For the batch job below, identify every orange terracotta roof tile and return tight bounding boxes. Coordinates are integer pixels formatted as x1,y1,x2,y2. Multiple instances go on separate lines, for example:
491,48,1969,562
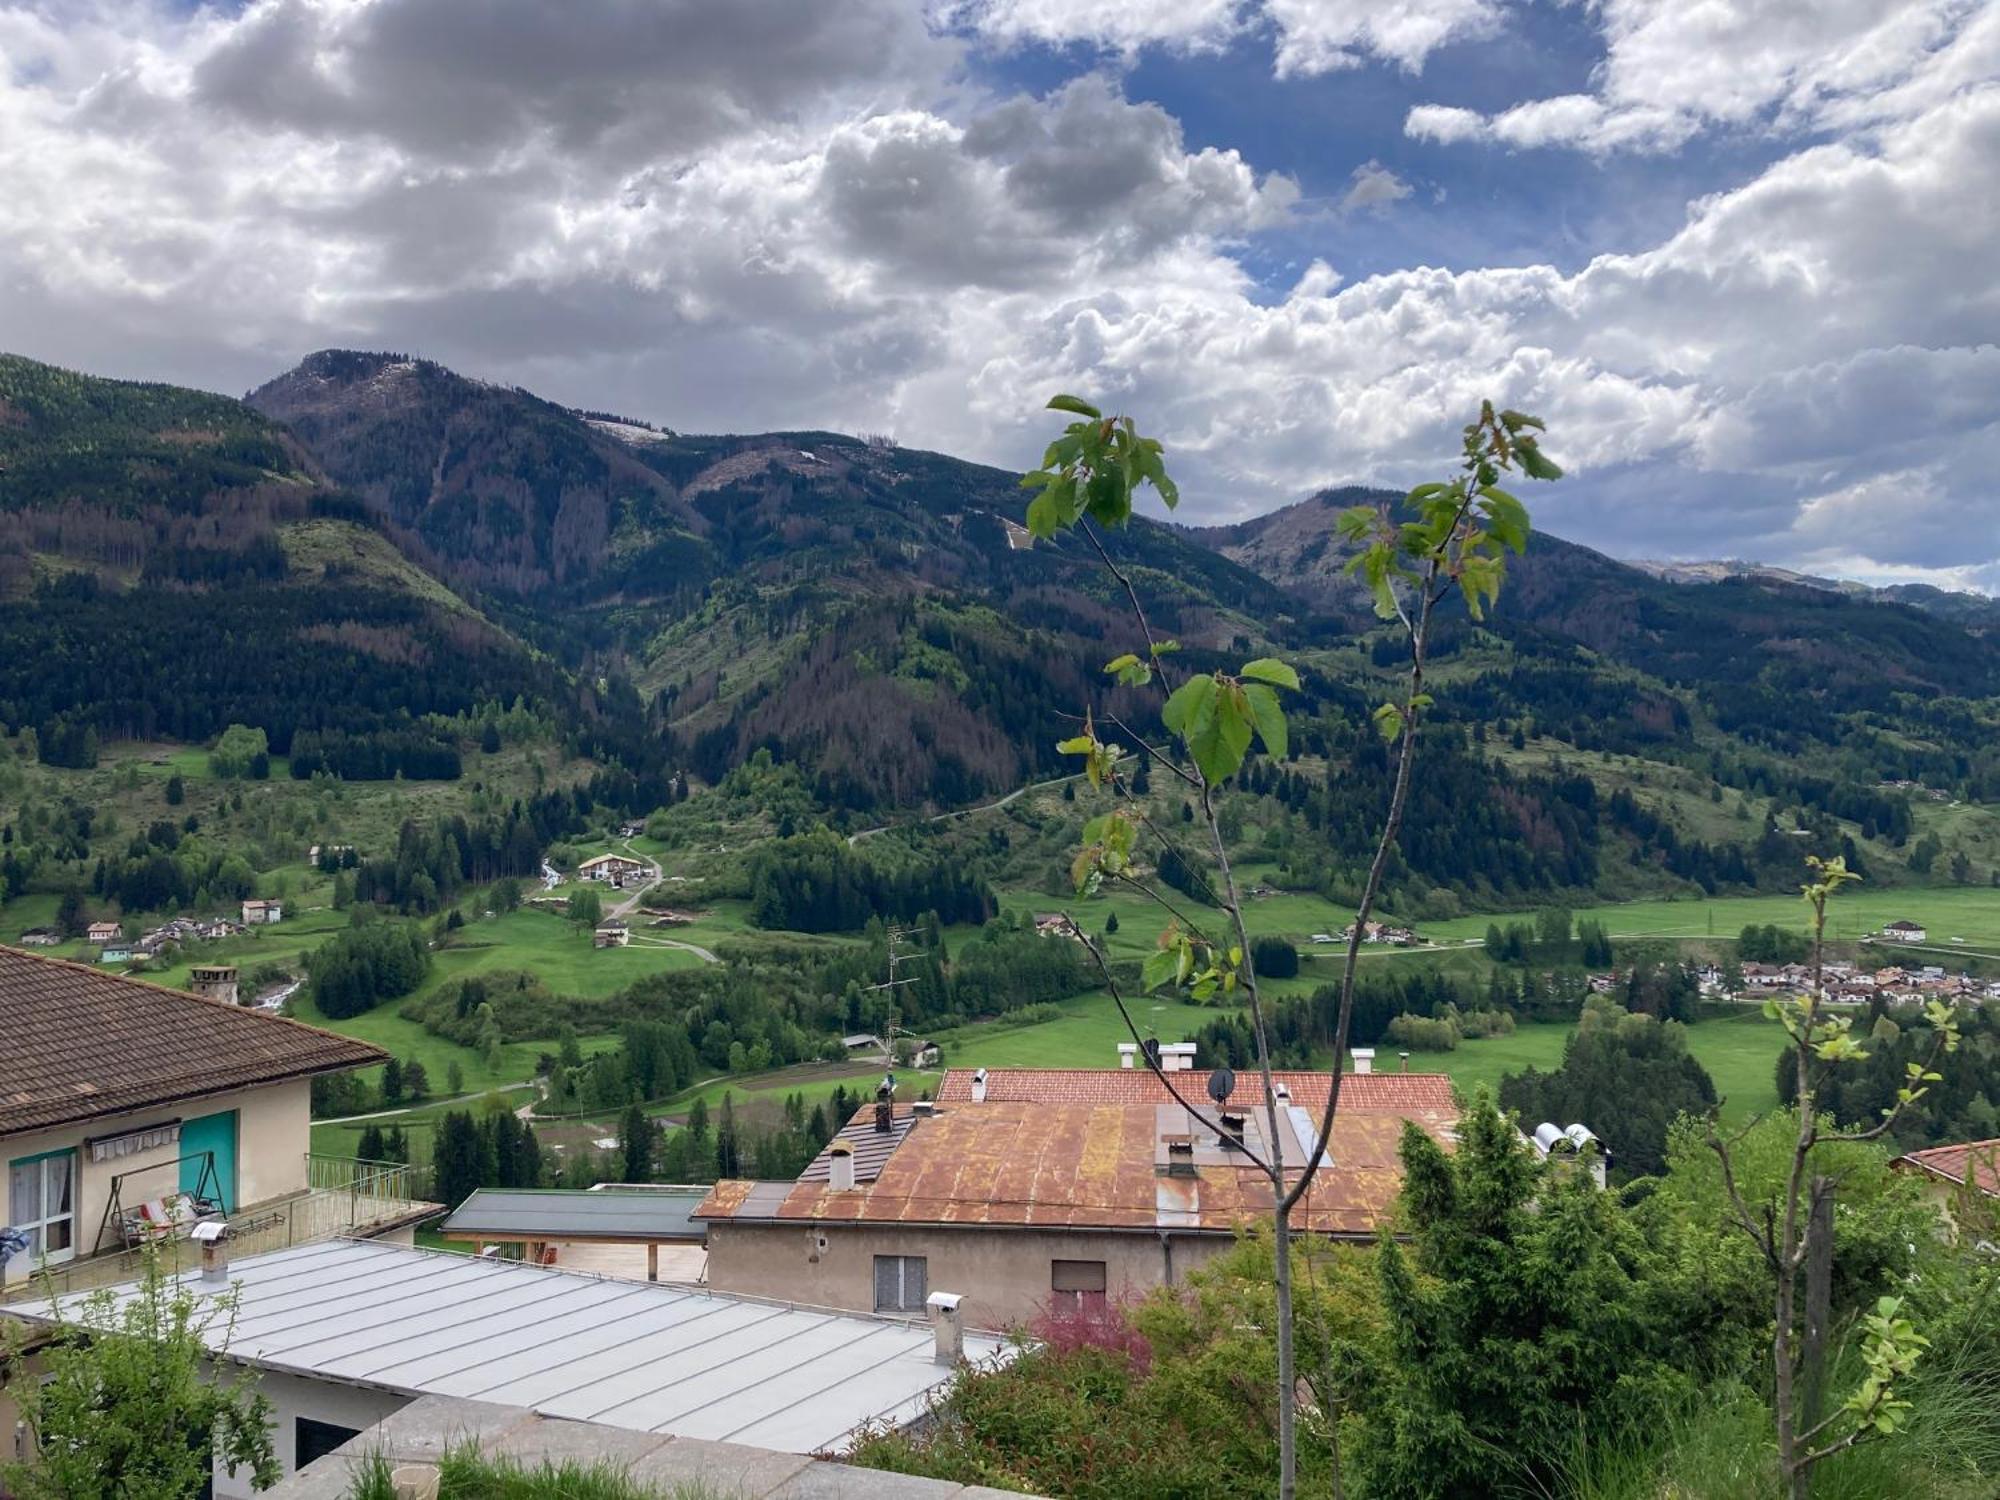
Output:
1897,1139,2000,1197
0,945,386,1137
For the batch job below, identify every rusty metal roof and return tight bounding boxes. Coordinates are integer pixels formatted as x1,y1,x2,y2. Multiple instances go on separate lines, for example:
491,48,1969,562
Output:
932,1067,1456,1115
0,945,386,1138
798,1113,917,1183
695,1084,1456,1238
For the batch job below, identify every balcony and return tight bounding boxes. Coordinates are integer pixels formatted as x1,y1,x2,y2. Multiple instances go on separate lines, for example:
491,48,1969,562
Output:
0,1154,438,1303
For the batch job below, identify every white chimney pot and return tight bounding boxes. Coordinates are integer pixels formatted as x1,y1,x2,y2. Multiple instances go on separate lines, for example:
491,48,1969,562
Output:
828,1141,856,1192
927,1291,965,1364
1350,1047,1375,1075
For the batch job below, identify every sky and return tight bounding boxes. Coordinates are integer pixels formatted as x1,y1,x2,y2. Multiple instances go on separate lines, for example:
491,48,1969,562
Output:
1,0,1996,588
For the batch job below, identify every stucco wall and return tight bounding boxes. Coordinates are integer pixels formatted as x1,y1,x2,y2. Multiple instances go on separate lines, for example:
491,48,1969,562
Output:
1,1078,313,1284
213,1368,410,1499
703,1221,1235,1330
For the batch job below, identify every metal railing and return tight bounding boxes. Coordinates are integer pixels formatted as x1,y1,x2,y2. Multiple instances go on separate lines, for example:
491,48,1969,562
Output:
1,1155,430,1303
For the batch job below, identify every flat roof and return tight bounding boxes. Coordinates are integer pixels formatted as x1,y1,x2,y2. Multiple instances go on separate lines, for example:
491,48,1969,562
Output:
440,1189,708,1243
0,1239,1010,1455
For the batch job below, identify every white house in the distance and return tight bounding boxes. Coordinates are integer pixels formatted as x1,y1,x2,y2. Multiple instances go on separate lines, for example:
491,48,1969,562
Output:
1880,920,1928,944
578,852,648,887
241,898,283,926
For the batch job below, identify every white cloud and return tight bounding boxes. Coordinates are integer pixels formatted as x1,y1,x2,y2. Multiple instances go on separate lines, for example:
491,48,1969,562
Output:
937,0,1499,73
0,0,1994,587
1406,0,1992,154
1340,160,1411,210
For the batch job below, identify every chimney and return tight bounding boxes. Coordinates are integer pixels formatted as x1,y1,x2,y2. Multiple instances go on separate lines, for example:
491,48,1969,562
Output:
1116,1042,1138,1070
190,965,239,1007
192,1220,229,1283
911,1100,936,1118
874,1074,895,1133
828,1140,856,1192
970,1068,988,1103
1164,1136,1197,1178
1399,1051,1411,1073
1218,1112,1247,1149
927,1291,965,1364
1159,1042,1197,1073
1350,1047,1375,1076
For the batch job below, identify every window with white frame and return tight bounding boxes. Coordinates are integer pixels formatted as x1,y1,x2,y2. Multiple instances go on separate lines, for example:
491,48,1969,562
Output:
873,1254,928,1313
7,1149,77,1266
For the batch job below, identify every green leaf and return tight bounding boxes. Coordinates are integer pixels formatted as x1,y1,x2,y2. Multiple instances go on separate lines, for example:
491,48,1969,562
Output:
1372,702,1403,741
1024,488,1060,539
1150,640,1181,657
1243,683,1287,760
1239,658,1299,691
1478,486,1531,554
1056,734,1096,756
1515,439,1563,481
1185,684,1254,783
1046,394,1101,418
1161,674,1218,738
1141,949,1180,992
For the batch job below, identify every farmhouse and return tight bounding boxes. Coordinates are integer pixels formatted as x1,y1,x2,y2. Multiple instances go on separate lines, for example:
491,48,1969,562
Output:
592,919,631,949
241,898,283,925
696,1061,1458,1329
84,921,122,945
1031,912,1079,939
578,851,648,887
1880,919,1928,944
15,928,59,947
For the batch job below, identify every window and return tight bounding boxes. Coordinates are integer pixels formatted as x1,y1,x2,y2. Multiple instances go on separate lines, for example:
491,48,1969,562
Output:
873,1254,928,1313
1051,1259,1107,1315
296,1416,361,1470
7,1150,76,1268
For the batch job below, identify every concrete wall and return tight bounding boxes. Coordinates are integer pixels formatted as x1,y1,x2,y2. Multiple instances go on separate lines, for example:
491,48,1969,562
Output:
0,1078,313,1286
213,1369,410,1499
703,1221,1235,1330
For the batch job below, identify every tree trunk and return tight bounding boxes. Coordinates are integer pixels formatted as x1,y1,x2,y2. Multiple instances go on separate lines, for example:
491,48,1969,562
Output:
1274,1205,1297,1500
1799,1177,1835,1498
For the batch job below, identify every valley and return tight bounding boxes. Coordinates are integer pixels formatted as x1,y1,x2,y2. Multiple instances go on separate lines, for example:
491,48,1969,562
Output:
3,347,1998,1199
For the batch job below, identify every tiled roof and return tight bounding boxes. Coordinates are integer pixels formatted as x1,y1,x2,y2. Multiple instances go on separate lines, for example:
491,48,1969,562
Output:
697,1079,1456,1237
931,1066,1456,1115
1896,1139,1999,1197
0,945,386,1137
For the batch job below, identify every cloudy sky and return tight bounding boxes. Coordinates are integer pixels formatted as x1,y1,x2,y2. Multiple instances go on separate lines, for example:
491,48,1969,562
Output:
2,1,1996,587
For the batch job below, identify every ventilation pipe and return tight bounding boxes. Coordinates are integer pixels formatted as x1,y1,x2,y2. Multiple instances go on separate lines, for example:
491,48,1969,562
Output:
192,1220,229,1284
828,1140,856,1192
970,1067,988,1103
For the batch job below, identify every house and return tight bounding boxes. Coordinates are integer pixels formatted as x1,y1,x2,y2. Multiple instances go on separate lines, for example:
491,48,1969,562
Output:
695,1060,1459,1330
85,921,123,945
15,929,59,947
1880,919,1928,944
592,920,630,949
578,851,648,887
1893,1139,1998,1242
98,943,134,965
0,1239,1015,1497
1032,912,1079,940
1527,1122,1609,1189
0,946,426,1305
241,898,283,925
842,1033,883,1053
437,1186,709,1282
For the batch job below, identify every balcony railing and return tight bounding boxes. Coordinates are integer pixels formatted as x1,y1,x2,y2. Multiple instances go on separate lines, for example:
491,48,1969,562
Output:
1,1154,434,1304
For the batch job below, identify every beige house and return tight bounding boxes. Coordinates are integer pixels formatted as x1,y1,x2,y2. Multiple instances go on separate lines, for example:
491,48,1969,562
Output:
696,1065,1458,1330
578,852,648,887
1894,1138,1998,1242
0,946,422,1300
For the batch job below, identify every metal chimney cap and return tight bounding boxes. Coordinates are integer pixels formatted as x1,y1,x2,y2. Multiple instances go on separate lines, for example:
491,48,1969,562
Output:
190,1221,228,1243
926,1291,963,1313
828,1140,855,1155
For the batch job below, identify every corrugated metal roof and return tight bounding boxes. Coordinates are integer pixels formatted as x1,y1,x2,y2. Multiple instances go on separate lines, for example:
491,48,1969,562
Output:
0,1240,1008,1455
798,1115,917,1183
696,1089,1455,1237
933,1067,1456,1114
440,1189,708,1242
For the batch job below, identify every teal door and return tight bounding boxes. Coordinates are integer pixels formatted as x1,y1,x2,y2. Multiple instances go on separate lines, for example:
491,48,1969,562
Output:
180,1111,238,1213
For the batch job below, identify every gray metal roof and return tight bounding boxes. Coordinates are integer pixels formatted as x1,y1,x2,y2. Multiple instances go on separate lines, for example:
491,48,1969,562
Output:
0,1240,1010,1455
440,1189,708,1242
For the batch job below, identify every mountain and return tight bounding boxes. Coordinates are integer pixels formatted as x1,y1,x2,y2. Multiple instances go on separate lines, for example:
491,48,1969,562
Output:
247,349,1294,808
1628,557,2000,631
0,353,561,766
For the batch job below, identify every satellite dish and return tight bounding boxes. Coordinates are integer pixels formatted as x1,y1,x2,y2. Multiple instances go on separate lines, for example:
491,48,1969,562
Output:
1207,1068,1236,1104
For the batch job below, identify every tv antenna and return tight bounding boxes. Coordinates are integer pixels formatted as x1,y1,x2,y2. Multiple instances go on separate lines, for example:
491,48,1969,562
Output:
865,925,925,1063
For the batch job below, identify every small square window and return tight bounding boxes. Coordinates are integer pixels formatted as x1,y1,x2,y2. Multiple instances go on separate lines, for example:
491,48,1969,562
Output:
873,1254,928,1313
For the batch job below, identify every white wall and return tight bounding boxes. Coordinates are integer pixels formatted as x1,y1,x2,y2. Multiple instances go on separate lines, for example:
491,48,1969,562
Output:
212,1367,410,1499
